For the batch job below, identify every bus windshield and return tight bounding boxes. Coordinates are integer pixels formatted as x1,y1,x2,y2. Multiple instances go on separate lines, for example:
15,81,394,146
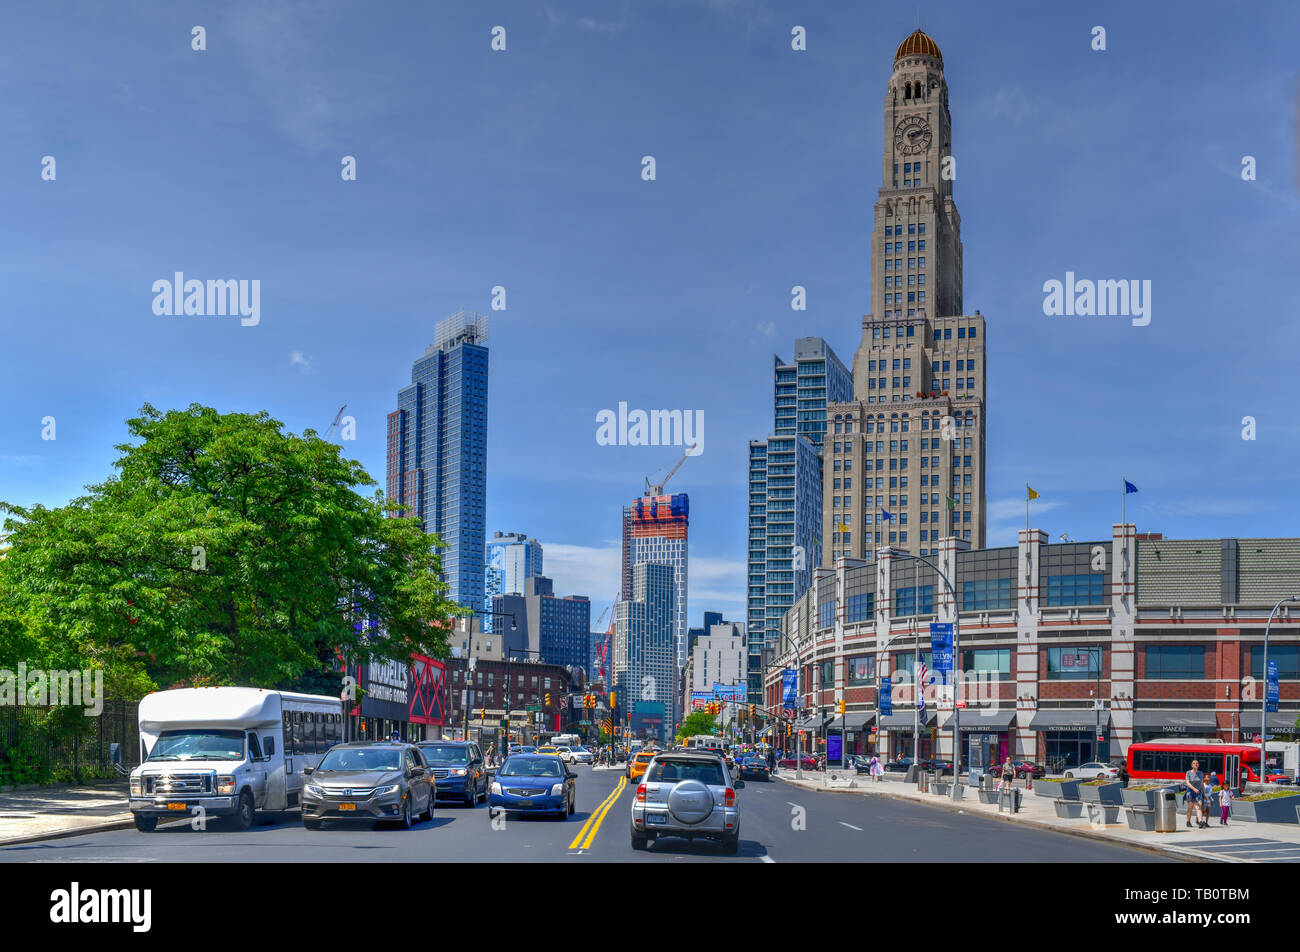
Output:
147,729,245,762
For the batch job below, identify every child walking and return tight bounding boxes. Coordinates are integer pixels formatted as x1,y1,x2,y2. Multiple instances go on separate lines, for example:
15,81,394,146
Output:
1219,784,1232,825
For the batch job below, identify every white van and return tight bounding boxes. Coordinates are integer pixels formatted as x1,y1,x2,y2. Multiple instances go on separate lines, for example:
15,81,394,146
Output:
129,687,342,832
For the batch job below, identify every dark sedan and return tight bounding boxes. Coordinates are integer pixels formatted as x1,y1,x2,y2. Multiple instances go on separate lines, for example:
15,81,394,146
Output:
736,755,771,782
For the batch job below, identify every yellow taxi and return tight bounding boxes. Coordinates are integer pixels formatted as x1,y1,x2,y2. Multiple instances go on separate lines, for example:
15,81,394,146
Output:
626,749,657,782
536,746,562,757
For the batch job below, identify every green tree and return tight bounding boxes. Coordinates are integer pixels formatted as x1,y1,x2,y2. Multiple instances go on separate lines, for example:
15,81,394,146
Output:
675,709,719,741
0,404,459,692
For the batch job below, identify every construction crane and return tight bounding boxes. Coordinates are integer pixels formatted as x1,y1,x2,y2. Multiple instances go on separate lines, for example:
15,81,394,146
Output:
643,444,696,496
596,594,618,682
325,404,348,440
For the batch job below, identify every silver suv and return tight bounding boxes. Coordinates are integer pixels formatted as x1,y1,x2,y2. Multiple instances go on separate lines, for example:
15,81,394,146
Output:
629,752,743,854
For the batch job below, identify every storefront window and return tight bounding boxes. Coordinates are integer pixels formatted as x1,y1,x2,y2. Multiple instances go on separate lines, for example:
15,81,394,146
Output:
847,656,874,685
892,651,932,676
1044,646,1101,680
1245,644,1300,680
1145,645,1206,680
961,647,1010,677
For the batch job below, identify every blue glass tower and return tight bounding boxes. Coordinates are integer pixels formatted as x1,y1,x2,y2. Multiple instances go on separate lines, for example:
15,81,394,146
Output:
387,311,490,615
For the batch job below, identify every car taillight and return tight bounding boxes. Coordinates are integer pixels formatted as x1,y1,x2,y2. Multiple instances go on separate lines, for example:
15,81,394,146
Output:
636,783,646,802
724,788,736,807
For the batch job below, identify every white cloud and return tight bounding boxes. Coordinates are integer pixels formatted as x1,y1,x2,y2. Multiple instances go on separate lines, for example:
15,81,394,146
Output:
290,351,310,372
986,86,1034,125
0,454,41,465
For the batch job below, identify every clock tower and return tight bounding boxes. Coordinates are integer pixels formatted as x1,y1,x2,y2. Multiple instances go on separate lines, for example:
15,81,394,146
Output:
824,30,987,566
869,29,963,330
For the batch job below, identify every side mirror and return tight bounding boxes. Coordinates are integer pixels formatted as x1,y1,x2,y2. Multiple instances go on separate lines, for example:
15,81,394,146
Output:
303,766,314,776
734,780,746,789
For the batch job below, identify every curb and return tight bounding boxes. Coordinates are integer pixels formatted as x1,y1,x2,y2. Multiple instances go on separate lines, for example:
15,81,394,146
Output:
0,815,136,847
774,776,1233,863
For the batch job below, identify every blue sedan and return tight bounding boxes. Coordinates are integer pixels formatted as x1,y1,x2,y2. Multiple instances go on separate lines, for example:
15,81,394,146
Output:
489,755,576,820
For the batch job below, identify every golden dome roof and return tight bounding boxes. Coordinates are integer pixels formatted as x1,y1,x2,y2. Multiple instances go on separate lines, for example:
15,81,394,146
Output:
894,29,942,65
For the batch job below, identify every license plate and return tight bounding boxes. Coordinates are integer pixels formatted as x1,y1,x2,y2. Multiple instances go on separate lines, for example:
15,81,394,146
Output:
166,803,187,811
338,803,356,811
647,813,668,825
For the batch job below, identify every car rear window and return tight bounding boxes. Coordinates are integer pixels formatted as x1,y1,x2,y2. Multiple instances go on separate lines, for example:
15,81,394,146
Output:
646,759,725,786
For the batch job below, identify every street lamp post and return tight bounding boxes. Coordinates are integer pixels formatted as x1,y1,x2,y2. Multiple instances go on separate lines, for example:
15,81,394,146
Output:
888,550,962,798
1261,596,1299,785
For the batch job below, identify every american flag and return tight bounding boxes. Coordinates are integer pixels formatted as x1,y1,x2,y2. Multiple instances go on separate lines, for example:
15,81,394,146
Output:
917,662,928,717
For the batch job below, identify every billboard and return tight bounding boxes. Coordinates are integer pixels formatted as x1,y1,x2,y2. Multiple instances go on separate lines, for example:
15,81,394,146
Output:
691,692,713,711
712,682,745,703
408,655,446,726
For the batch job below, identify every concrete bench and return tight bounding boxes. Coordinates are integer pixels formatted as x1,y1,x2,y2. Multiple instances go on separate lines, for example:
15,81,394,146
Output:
1126,805,1156,831
1052,797,1084,819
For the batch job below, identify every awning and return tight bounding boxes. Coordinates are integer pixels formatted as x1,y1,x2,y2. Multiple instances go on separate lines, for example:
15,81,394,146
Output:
826,713,875,732
1028,709,1111,732
794,716,828,731
878,711,937,731
941,709,1015,732
1131,710,1218,734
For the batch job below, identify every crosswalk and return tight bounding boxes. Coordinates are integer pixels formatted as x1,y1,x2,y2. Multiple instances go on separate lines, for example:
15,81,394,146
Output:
1186,837,1300,862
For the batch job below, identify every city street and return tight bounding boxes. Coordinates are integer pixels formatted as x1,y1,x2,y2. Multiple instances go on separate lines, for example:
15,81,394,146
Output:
0,767,1169,864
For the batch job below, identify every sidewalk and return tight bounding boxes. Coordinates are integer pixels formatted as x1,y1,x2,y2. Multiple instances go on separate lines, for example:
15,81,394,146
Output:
772,769,1300,863
0,781,134,846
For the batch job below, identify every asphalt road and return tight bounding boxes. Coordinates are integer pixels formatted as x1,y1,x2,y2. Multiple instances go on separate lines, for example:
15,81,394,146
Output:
0,767,1173,863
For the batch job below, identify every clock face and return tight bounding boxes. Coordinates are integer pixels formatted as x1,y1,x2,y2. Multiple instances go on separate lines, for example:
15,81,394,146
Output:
895,115,932,155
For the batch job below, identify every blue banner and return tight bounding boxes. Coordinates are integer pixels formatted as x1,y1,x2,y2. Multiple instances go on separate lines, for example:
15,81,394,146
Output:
879,676,892,717
1267,659,1279,713
930,622,954,683
827,733,842,762
781,669,798,709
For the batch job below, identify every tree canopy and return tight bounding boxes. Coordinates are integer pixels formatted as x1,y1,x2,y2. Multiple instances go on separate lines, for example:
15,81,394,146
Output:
0,403,459,694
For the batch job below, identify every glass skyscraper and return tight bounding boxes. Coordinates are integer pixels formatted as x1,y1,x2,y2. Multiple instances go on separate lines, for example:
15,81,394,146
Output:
485,531,543,632
615,562,677,745
746,338,850,703
387,311,490,614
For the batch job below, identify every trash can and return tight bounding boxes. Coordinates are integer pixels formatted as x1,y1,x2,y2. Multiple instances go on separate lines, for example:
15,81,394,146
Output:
906,763,919,784
1155,788,1178,833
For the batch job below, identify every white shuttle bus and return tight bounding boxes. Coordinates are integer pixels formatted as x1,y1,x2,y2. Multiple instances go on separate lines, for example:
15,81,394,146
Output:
129,687,343,832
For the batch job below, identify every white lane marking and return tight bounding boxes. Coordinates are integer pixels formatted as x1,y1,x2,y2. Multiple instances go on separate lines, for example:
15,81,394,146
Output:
839,822,864,831
760,855,776,863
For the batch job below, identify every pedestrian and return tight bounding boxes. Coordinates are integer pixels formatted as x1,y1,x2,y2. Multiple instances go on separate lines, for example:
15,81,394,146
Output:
1184,759,1204,829
1001,757,1016,790
1219,783,1233,825
871,755,884,782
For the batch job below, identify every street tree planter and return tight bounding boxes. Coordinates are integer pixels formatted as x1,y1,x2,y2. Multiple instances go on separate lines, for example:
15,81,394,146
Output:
1034,779,1080,801
1079,780,1123,806
978,788,999,804
1229,791,1300,824
1125,807,1157,832
1121,785,1172,810
1053,799,1085,818
933,781,950,796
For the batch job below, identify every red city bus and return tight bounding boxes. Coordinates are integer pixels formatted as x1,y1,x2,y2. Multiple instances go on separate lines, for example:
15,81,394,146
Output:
1127,741,1269,785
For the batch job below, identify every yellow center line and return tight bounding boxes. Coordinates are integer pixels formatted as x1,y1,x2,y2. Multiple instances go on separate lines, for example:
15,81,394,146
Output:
568,774,627,850
581,775,627,849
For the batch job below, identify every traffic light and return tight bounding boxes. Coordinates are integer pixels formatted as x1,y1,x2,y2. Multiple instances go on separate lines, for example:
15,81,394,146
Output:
750,704,756,718
838,699,846,715
610,692,617,709
480,707,486,720
545,692,551,706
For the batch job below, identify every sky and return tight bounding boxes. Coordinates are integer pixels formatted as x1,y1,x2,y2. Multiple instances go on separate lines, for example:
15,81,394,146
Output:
1,0,1297,628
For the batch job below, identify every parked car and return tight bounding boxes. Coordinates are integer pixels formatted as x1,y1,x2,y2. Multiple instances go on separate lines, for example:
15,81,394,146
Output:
626,749,657,782
416,740,489,807
735,754,771,782
884,756,918,773
993,759,1047,779
630,752,743,854
301,742,434,830
1064,762,1119,780
777,754,819,771
489,754,576,820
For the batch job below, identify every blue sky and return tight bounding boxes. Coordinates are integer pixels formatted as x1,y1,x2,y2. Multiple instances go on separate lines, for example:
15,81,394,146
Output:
1,0,1297,626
